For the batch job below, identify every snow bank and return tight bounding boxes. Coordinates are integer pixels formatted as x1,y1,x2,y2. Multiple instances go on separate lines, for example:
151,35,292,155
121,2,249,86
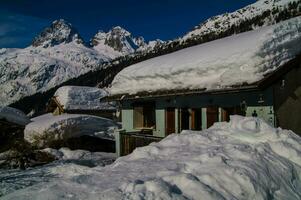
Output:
3,116,301,199
109,16,301,95
0,148,116,197
24,113,118,146
0,106,31,126
54,86,115,110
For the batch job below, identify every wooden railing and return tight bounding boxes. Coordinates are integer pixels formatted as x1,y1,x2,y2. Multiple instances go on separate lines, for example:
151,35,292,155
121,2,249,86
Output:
119,131,163,156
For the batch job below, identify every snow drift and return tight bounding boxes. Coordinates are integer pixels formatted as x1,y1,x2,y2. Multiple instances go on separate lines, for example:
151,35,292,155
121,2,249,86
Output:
24,113,118,147
109,16,301,95
3,116,301,199
0,106,31,126
54,86,115,111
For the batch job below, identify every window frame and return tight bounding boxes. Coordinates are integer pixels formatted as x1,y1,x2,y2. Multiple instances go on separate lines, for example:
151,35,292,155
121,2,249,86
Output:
133,102,156,130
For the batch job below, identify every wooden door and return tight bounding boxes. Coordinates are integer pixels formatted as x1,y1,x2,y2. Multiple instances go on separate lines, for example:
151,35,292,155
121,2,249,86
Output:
192,108,202,130
221,107,242,122
166,108,175,136
206,107,218,128
180,108,190,131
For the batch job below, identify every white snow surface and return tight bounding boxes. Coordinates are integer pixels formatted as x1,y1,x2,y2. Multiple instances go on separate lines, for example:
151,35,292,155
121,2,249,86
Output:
109,17,301,95
54,86,115,110
0,106,31,126
2,115,301,199
24,113,118,146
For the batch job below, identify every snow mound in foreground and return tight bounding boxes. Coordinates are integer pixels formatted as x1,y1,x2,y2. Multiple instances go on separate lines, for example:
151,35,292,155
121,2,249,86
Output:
54,86,115,110
3,116,301,200
24,113,118,147
110,16,301,95
0,106,31,126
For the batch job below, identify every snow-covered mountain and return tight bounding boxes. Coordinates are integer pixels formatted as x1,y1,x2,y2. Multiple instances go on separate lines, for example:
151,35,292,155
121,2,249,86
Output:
32,19,84,48
91,26,163,59
181,0,301,42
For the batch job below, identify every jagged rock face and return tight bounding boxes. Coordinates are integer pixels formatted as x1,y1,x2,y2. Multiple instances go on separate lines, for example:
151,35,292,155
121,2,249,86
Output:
91,26,146,55
32,19,84,48
91,31,107,46
91,26,163,57
104,26,137,53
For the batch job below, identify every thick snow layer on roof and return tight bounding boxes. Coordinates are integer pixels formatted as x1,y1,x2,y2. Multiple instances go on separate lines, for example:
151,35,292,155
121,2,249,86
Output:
0,106,30,126
24,113,118,146
3,116,301,199
54,86,115,110
109,17,301,95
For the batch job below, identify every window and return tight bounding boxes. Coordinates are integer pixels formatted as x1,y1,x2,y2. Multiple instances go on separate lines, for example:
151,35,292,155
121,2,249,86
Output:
133,103,156,129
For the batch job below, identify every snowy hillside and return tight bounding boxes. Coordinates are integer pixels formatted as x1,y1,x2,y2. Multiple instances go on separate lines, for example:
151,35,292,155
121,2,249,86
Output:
1,116,301,199
109,16,301,96
182,0,301,41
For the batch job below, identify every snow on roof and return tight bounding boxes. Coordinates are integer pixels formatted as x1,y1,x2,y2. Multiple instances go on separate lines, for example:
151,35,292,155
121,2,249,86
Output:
0,106,31,126
25,113,118,146
54,86,115,110
109,16,301,96
3,116,301,199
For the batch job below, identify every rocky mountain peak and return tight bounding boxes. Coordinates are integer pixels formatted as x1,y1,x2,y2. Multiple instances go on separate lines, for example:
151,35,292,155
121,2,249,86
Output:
32,19,84,48
91,26,141,54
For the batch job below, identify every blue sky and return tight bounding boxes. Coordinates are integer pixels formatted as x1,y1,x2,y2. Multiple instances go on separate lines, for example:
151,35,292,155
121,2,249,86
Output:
0,0,256,48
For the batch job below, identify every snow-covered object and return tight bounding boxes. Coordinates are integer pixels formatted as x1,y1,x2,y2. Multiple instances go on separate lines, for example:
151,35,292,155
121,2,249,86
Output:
109,17,301,95
0,106,30,126
2,116,301,199
24,113,118,146
54,86,115,111
182,0,300,41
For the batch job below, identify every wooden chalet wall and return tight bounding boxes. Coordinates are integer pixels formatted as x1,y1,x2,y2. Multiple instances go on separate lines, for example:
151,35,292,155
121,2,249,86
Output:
274,62,301,135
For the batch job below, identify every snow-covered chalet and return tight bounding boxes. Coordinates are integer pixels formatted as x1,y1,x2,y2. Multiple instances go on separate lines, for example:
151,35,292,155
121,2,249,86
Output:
107,17,301,156
47,86,116,119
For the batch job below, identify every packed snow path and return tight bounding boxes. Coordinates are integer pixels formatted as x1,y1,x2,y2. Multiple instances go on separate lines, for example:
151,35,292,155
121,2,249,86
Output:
1,115,301,199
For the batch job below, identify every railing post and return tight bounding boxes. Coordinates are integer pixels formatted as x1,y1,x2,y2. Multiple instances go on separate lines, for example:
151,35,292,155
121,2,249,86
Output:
115,129,122,157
